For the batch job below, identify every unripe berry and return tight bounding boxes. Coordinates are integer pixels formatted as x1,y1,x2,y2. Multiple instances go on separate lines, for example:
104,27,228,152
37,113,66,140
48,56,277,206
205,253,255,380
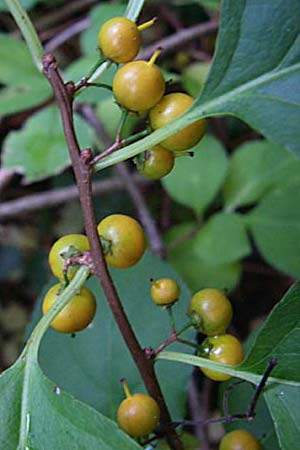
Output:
151,278,180,306
200,334,244,382
188,288,233,336
97,214,146,269
117,381,160,437
219,429,261,450
135,145,175,179
150,93,206,151
42,284,96,333
98,17,156,64
113,50,165,113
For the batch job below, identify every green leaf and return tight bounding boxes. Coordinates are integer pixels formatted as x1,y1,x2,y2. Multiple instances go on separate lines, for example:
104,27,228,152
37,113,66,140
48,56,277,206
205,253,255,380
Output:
197,0,300,154
0,0,62,11
165,223,241,292
0,34,43,86
0,359,141,449
264,384,300,450
94,0,300,170
195,0,220,11
96,97,138,140
223,140,300,211
182,62,211,98
80,3,126,55
162,135,228,215
4,0,44,72
0,34,50,114
194,212,251,264
241,282,300,384
0,83,50,115
0,0,37,10
157,431,199,449
27,252,193,420
2,106,94,182
245,183,300,277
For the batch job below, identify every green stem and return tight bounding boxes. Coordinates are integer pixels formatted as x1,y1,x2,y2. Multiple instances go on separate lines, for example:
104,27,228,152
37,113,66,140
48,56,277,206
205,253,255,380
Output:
167,306,176,332
75,60,112,96
22,266,90,362
176,321,194,337
116,110,129,141
86,57,105,81
75,82,112,98
5,0,44,72
87,82,113,91
122,128,150,145
176,338,200,350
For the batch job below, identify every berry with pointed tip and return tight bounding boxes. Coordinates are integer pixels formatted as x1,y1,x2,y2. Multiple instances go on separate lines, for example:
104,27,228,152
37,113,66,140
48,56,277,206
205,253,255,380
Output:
113,50,165,112
117,380,160,437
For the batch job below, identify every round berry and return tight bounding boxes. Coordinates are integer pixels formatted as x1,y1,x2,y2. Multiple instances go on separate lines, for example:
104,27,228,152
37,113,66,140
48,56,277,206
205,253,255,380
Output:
135,145,175,179
42,283,96,333
48,234,90,281
113,54,165,112
200,334,244,381
98,17,141,64
151,278,180,306
117,385,160,437
219,429,261,450
97,214,146,268
149,93,206,151
188,288,233,336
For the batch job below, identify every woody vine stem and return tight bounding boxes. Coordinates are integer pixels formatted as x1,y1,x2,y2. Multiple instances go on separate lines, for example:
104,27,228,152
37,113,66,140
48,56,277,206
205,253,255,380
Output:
42,54,183,450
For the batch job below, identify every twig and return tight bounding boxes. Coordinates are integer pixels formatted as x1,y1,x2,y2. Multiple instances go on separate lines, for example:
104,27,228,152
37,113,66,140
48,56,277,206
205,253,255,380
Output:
34,0,97,31
44,17,89,52
188,375,211,450
0,176,151,221
43,54,183,450
175,358,277,429
77,104,166,258
116,162,166,258
139,19,218,60
166,225,199,252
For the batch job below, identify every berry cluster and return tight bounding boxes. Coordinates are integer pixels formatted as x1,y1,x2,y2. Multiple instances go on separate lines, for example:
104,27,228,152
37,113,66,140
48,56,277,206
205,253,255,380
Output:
97,17,206,180
42,214,146,333
188,288,244,382
42,16,256,448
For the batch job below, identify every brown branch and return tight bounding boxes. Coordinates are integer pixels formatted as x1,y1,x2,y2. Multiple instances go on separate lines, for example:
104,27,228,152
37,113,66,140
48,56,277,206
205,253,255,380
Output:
43,54,183,450
0,169,15,196
44,18,89,52
188,375,211,450
0,175,151,221
77,104,165,259
139,19,218,60
34,0,97,31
